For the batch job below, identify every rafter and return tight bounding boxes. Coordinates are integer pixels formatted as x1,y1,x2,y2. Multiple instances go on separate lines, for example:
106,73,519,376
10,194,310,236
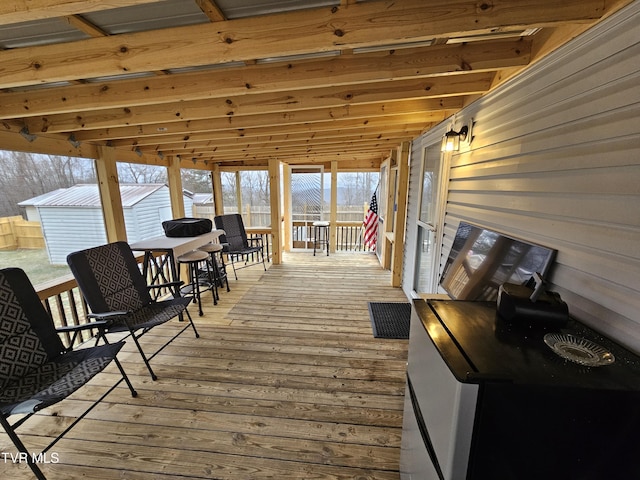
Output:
69,99,460,143
0,0,603,89
23,74,491,134
194,0,226,22
113,120,433,149
63,14,108,37
136,129,423,155
0,0,625,170
0,40,529,119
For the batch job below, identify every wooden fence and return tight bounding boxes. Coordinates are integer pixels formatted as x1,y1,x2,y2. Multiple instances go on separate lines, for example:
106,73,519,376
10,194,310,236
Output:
0,216,45,250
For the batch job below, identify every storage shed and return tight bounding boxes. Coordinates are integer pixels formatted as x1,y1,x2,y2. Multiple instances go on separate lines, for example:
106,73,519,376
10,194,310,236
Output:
19,184,193,264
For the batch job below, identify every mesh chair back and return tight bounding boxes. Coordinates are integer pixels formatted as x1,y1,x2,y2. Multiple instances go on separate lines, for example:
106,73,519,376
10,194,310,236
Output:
215,214,249,252
67,241,151,314
0,268,64,391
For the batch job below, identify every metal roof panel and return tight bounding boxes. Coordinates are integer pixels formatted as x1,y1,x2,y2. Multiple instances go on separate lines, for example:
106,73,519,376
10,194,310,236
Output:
24,184,166,208
82,0,209,35
215,0,339,19
0,18,88,49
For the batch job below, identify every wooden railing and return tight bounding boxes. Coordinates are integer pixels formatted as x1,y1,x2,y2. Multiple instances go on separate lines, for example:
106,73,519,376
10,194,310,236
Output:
33,225,370,349
33,234,277,350
36,274,91,349
35,252,175,349
245,227,273,262
292,221,373,252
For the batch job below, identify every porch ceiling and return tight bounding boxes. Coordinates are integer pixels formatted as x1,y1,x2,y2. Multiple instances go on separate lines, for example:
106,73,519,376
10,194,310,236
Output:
0,0,631,170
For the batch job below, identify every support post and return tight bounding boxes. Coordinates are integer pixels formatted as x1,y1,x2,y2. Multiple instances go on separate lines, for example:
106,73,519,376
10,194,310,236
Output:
167,155,185,218
282,164,292,251
391,141,411,287
211,164,224,216
235,171,243,215
330,161,338,253
95,145,127,242
268,158,282,265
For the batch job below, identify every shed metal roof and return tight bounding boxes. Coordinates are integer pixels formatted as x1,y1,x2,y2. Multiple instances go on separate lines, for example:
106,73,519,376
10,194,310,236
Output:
20,184,168,208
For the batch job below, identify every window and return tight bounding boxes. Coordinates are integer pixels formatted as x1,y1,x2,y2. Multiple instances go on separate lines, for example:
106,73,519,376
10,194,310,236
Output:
414,145,444,294
220,170,271,227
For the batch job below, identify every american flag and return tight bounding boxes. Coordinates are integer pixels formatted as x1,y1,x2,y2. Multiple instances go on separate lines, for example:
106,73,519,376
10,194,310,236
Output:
363,192,379,251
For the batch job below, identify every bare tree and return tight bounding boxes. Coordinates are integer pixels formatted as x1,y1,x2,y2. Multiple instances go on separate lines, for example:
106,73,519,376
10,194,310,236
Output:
241,171,270,207
117,163,166,184
221,172,237,210
181,169,211,193
0,151,96,217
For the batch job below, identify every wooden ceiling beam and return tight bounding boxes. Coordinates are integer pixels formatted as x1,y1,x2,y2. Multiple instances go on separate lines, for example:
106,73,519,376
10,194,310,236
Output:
123,125,435,161
63,15,108,37
0,0,604,88
201,154,385,170
94,115,439,146
55,98,462,143
179,140,402,157
194,0,226,22
115,122,430,149
24,74,490,134
163,146,407,163
0,40,529,119
138,130,422,156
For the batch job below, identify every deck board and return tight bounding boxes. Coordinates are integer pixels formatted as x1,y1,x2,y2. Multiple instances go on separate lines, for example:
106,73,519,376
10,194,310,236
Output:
0,252,409,479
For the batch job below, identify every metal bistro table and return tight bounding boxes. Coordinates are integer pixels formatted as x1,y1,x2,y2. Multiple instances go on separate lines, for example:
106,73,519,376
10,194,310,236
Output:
130,230,224,296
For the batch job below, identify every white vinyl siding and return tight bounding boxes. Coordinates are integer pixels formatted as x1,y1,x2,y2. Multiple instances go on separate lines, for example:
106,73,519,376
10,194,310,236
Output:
124,189,174,242
40,206,107,265
404,2,640,352
36,185,191,264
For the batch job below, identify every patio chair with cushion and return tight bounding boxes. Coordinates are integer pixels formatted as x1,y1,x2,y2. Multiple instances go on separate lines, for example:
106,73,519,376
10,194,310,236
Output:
0,267,137,480
214,214,266,279
67,241,199,381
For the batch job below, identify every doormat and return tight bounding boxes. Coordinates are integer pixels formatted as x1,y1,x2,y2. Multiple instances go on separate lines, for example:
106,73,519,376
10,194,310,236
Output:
368,302,411,339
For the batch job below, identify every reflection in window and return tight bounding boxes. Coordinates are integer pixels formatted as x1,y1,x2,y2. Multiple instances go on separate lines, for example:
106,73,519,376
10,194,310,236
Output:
419,146,440,226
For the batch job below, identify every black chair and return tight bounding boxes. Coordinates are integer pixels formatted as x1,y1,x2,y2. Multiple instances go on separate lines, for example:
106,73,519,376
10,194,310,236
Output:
214,214,266,279
0,267,137,480
67,241,199,381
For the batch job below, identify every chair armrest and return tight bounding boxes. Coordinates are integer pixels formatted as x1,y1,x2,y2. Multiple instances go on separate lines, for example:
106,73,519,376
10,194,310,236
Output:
147,280,184,290
56,320,109,333
56,320,112,352
88,311,130,321
247,237,263,245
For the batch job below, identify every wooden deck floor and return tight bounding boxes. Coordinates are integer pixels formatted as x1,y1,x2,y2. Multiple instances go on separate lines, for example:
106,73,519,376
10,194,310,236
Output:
1,252,409,479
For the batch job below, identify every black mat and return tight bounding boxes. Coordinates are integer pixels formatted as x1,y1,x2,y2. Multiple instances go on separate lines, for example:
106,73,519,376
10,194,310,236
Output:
368,302,411,339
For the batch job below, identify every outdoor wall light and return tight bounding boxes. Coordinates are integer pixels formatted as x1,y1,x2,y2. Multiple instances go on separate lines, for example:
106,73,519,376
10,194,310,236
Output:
441,125,469,152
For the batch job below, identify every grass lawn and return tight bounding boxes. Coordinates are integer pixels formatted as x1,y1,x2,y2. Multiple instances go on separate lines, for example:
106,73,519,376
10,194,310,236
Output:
0,248,71,286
